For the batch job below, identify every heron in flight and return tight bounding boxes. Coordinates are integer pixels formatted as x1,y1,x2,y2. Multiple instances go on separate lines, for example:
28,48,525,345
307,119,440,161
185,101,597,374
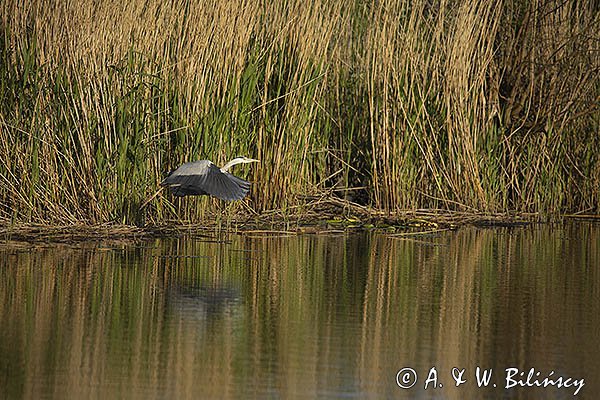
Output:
161,156,259,201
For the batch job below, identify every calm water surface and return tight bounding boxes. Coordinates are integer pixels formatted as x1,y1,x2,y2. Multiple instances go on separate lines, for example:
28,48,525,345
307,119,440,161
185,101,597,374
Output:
1,223,599,399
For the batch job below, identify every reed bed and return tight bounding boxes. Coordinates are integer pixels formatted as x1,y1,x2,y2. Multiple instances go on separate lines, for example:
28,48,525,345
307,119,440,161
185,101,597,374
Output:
1,0,599,226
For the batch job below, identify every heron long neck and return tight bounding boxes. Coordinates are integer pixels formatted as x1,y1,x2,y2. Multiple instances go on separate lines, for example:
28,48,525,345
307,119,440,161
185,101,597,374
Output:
221,158,246,172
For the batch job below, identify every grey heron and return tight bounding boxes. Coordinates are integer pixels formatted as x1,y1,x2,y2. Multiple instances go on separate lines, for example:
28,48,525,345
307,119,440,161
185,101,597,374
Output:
161,157,259,201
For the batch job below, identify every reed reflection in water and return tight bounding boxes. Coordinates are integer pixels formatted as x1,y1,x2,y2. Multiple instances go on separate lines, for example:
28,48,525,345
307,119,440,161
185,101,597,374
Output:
0,224,599,399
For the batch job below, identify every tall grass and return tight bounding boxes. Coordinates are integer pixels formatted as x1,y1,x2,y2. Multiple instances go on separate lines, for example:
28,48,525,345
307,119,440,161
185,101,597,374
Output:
0,0,598,225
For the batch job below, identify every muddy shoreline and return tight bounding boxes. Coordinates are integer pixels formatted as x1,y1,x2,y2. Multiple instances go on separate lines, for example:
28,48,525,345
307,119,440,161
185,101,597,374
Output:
3,205,595,245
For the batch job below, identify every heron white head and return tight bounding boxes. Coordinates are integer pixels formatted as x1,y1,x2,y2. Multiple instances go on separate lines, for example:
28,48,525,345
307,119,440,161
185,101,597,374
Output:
220,156,260,172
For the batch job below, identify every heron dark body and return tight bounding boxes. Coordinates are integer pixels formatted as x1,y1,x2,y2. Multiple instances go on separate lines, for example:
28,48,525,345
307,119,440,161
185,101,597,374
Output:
161,159,254,201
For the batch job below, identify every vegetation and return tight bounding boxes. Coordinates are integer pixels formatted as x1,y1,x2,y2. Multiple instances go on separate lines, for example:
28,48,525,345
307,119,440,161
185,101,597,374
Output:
1,0,599,225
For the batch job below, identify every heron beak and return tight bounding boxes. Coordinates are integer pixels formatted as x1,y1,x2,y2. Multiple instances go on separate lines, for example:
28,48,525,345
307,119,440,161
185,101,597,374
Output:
249,158,260,163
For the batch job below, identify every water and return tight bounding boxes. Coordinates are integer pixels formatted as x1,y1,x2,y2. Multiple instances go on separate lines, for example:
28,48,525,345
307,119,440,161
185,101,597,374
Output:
1,223,599,399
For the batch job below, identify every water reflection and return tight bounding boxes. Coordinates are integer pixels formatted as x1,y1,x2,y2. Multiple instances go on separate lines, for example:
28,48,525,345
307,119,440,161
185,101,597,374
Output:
0,224,599,399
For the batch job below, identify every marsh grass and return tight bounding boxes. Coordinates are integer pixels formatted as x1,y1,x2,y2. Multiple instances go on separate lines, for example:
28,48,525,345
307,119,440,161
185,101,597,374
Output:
0,0,599,225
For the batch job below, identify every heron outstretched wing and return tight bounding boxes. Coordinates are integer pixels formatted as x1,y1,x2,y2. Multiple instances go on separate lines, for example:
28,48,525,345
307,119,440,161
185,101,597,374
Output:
161,161,251,201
